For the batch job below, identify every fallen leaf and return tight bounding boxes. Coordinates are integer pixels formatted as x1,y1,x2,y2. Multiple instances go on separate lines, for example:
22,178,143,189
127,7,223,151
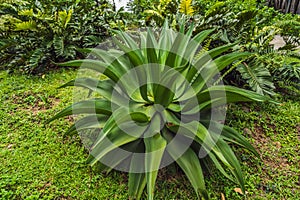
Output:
234,188,243,195
221,193,225,200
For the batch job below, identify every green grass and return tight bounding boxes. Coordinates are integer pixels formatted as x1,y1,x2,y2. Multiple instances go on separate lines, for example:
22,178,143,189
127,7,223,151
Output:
0,70,128,199
0,69,299,199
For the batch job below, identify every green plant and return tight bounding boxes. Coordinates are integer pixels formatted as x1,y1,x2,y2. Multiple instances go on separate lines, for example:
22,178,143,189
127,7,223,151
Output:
179,0,194,16
274,61,300,88
49,23,276,199
0,0,127,73
143,0,178,26
237,59,275,96
275,18,300,48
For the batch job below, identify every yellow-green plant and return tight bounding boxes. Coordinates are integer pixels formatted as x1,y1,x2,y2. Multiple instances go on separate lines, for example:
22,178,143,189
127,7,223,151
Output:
179,0,194,16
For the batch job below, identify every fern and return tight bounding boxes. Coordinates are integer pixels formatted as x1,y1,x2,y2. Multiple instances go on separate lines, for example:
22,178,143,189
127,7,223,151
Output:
179,0,194,16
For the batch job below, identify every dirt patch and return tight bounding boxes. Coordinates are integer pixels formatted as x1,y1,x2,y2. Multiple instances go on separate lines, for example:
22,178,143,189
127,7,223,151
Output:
10,92,61,115
245,124,296,187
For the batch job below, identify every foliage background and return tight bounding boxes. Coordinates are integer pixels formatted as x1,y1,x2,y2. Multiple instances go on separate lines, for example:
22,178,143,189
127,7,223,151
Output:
0,0,300,199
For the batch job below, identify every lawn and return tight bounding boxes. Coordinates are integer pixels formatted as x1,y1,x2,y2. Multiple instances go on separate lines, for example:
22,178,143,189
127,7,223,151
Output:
0,69,299,199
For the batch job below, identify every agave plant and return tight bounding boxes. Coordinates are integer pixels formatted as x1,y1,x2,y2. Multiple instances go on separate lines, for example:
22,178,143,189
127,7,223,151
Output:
49,22,275,199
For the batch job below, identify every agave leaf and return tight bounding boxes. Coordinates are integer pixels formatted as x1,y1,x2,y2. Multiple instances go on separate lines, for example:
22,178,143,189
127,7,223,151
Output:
81,48,132,74
112,37,144,67
191,52,251,94
59,77,136,107
163,130,208,199
186,85,278,111
165,29,193,68
59,78,115,100
170,122,216,148
205,52,244,83
136,69,150,102
158,28,174,64
201,120,258,157
118,31,139,50
65,114,108,136
98,139,143,174
208,152,235,182
129,173,146,199
129,155,146,199
144,133,167,200
47,99,112,123
196,85,277,105
183,28,215,62
167,103,181,113
163,110,181,125
58,59,120,82
146,28,158,63
167,121,231,168
87,126,141,166
90,108,149,155
79,48,121,63
87,108,149,166
184,43,238,88
205,52,252,78
216,138,245,192
192,28,215,44
153,70,177,107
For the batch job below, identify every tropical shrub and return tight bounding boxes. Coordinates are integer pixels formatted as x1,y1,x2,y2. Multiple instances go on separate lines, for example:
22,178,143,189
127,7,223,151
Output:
273,59,300,89
49,23,276,199
0,0,128,73
127,0,300,96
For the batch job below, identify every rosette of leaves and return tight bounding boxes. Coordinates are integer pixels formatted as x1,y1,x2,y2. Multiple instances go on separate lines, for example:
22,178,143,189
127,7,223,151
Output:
49,23,275,199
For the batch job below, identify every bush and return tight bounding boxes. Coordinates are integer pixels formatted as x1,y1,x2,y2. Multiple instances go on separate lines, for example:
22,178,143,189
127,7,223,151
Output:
126,0,300,95
0,0,129,73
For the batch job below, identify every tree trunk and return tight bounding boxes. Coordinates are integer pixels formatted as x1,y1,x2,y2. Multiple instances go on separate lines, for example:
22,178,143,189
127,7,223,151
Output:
268,0,300,14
